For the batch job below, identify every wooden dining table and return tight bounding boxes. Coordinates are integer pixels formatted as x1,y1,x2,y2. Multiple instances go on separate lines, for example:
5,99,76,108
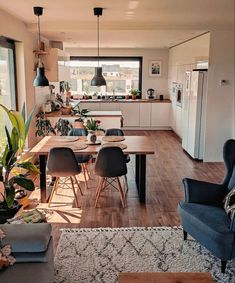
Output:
30,136,155,204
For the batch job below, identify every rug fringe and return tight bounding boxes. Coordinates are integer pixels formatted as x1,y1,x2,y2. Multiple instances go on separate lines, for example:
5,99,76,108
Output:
60,226,182,233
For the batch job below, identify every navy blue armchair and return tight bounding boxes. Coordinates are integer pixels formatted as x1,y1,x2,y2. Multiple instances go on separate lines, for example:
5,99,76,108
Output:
178,139,235,273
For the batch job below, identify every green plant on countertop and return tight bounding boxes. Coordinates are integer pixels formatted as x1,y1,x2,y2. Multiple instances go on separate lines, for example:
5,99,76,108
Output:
54,118,73,136
61,81,71,92
85,118,104,132
0,104,39,209
129,88,141,96
35,112,56,137
71,103,90,122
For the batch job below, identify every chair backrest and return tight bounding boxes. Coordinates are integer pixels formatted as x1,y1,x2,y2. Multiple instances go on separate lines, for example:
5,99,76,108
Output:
95,146,127,177
68,128,88,136
105,128,124,136
47,147,80,177
222,139,235,190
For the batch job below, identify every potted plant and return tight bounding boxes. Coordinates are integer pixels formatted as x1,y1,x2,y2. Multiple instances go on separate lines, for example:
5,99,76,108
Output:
84,118,102,144
35,112,56,138
71,103,90,128
54,118,73,136
130,88,140,100
61,81,71,105
0,104,39,223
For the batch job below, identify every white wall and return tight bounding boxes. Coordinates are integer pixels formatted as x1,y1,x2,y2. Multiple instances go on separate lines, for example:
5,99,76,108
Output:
204,30,235,161
168,33,210,137
0,8,38,146
66,48,169,99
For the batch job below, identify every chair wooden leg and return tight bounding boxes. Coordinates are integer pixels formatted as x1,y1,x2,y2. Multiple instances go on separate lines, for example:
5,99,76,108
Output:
74,176,83,196
116,177,125,208
124,175,129,196
95,177,105,207
48,177,59,207
85,163,92,179
82,164,89,189
70,176,80,208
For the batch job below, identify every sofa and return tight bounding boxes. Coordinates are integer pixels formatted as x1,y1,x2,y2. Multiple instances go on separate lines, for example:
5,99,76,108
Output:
0,223,54,283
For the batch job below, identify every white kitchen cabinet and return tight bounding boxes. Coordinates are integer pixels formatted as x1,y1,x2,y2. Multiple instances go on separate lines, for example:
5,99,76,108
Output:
151,103,170,127
80,102,100,111
100,102,120,111
120,103,140,127
140,103,151,127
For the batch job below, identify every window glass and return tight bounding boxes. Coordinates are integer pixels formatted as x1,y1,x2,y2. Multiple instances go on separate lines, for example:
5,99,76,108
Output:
69,58,142,97
0,40,17,152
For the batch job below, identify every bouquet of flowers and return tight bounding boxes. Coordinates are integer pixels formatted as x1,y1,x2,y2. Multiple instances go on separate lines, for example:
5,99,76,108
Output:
84,118,102,131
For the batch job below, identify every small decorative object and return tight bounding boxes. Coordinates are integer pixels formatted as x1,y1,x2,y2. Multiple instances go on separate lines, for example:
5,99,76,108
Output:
125,94,129,100
0,104,39,224
54,118,73,136
87,130,97,144
149,60,162,77
159,94,164,100
0,229,16,270
15,189,29,208
85,118,103,144
129,88,140,100
35,112,56,137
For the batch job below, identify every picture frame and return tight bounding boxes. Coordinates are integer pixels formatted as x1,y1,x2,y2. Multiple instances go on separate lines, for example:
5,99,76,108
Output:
149,60,162,77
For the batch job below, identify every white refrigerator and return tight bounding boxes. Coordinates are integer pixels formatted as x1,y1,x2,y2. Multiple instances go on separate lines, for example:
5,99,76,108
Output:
182,69,208,160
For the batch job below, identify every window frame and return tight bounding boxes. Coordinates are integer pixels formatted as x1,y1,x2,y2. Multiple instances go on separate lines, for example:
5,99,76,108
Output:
70,56,143,98
0,36,18,110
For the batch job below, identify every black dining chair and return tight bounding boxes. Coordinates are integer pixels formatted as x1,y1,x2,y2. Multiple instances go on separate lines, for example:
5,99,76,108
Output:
47,147,83,207
68,128,92,189
94,146,128,208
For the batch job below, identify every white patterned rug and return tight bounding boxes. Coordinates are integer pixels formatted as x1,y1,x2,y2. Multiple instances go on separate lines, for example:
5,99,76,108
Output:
55,227,235,283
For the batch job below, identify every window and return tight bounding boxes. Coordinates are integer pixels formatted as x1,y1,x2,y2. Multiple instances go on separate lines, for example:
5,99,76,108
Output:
69,57,142,98
0,37,17,152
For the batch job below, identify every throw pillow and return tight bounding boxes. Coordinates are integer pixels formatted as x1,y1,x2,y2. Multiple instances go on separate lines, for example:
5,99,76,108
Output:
224,186,235,220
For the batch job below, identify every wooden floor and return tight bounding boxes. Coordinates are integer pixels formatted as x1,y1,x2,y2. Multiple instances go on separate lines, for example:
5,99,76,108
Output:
40,131,224,249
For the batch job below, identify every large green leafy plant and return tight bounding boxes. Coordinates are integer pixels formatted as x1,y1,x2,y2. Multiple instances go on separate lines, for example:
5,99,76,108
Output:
0,104,39,208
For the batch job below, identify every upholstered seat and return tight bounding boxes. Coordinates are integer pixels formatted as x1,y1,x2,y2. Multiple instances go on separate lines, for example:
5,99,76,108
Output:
178,139,235,273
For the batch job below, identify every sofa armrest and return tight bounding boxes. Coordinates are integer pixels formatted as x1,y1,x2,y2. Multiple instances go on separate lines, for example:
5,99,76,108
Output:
183,178,227,205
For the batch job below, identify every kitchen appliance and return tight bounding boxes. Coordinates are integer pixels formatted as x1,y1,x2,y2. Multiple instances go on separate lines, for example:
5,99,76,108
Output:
147,88,155,99
182,69,208,160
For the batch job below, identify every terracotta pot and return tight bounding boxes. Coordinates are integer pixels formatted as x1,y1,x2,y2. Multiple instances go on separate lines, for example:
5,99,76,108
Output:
132,95,137,100
74,121,85,129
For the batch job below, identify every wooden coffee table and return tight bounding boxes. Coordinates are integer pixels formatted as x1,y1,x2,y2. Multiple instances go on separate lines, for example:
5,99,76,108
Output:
119,272,214,283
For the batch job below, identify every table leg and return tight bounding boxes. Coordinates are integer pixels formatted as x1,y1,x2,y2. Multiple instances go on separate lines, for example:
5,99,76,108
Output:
135,154,146,203
135,155,140,190
39,155,47,203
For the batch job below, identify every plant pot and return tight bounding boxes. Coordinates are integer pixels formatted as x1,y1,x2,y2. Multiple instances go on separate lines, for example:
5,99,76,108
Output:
132,95,137,100
125,95,129,100
74,120,85,129
0,200,21,224
87,130,97,144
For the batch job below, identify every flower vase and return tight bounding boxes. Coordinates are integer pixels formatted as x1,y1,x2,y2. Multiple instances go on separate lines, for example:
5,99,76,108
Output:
87,130,97,144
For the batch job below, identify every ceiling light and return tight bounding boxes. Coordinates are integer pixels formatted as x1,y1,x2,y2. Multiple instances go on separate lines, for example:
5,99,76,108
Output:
33,6,49,87
91,7,106,87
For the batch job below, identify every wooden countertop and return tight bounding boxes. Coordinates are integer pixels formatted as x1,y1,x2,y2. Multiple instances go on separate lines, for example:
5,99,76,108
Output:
45,110,122,118
78,99,171,103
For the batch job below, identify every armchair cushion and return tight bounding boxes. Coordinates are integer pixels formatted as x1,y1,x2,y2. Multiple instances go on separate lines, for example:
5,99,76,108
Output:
0,223,51,253
183,178,227,206
178,202,235,260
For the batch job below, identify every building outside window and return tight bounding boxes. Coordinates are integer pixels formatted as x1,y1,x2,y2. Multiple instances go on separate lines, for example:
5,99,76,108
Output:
69,57,142,97
0,37,17,152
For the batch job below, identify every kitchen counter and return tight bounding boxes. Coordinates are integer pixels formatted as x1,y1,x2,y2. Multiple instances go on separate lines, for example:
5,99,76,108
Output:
45,110,122,118
78,98,171,103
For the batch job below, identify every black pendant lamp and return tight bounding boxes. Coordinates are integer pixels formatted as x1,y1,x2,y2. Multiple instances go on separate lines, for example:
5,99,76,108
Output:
33,6,49,87
91,7,106,86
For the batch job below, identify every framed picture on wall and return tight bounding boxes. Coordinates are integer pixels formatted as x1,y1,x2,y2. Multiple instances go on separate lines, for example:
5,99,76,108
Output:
149,60,162,77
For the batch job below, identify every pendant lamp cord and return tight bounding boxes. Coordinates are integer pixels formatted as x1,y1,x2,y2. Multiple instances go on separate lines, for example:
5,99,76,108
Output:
97,15,99,67
37,14,41,50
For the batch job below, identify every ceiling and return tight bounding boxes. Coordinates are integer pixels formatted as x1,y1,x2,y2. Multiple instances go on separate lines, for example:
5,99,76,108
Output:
0,0,234,48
